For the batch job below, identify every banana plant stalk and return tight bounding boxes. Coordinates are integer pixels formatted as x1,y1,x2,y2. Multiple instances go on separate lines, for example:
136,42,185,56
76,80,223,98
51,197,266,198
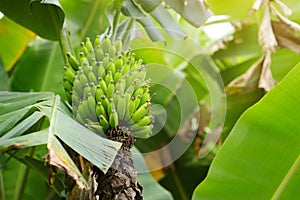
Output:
63,35,153,199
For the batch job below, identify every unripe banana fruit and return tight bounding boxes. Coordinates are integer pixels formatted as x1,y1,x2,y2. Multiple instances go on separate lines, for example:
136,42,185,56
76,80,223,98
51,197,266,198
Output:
63,36,153,139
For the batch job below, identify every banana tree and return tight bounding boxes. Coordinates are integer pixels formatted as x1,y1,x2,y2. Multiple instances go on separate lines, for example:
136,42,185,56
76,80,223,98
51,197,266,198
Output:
0,0,212,199
3,0,299,199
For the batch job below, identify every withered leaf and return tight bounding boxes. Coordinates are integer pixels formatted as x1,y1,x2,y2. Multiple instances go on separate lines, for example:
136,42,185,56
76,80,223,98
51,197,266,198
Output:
272,21,300,53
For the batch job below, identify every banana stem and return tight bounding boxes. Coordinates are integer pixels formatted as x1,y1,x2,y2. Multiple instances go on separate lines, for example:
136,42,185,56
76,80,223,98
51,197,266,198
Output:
0,154,5,200
121,18,135,49
65,27,76,56
171,168,189,200
13,148,35,200
111,10,121,42
48,5,69,65
79,0,102,41
58,28,69,65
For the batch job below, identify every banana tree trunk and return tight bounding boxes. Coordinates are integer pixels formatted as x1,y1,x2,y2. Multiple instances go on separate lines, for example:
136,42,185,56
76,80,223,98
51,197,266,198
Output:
93,127,143,199
67,127,143,200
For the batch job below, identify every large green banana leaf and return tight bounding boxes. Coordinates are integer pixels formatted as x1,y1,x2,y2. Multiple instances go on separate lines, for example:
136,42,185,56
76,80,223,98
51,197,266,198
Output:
0,92,173,199
193,62,300,199
0,0,64,41
0,92,122,198
0,17,34,71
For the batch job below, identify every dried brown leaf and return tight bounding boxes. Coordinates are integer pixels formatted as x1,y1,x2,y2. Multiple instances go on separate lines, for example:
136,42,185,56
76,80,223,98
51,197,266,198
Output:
248,0,268,18
259,6,278,53
271,5,300,32
46,137,88,189
273,0,292,16
226,56,264,93
272,21,300,53
259,52,276,91
226,54,276,92
251,0,267,11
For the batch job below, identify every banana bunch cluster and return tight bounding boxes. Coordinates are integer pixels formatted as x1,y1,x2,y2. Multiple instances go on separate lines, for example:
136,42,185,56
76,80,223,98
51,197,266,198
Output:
63,35,153,139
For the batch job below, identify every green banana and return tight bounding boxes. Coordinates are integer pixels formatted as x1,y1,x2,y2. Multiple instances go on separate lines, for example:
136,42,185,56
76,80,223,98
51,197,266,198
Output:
134,95,142,111
95,86,104,103
85,118,99,126
80,97,98,122
105,71,113,85
63,35,153,139
94,35,102,47
98,79,108,95
132,59,143,71
63,79,73,92
96,102,108,120
81,61,90,76
109,45,116,58
87,49,95,62
75,108,86,125
131,103,150,123
116,94,126,120
72,78,84,98
121,61,131,75
140,91,150,105
103,35,111,54
64,65,76,82
90,58,98,76
85,37,93,52
100,95,110,112
90,124,105,136
107,97,115,114
136,115,153,127
133,125,152,138
88,67,98,84
109,110,118,128
95,46,104,61
115,37,122,53
76,102,87,123
133,87,144,97
123,92,132,122
89,82,97,96
107,82,115,99
128,97,136,116
87,93,97,118
97,62,105,78
77,72,89,88
67,53,80,71
106,62,116,75
80,42,89,56
115,78,125,95
99,114,109,131
79,52,89,66
114,56,123,71
103,54,110,68
83,85,91,97
71,92,81,108
113,71,122,83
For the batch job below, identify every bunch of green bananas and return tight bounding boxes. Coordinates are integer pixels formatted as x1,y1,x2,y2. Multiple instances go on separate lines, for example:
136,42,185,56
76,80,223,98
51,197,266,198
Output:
63,35,153,139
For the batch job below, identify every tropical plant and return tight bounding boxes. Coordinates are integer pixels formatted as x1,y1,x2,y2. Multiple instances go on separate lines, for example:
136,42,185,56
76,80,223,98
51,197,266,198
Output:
1,0,300,200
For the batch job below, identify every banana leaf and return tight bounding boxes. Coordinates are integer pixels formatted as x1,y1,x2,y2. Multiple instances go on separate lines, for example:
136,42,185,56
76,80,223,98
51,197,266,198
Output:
0,0,64,40
0,92,121,197
193,62,300,199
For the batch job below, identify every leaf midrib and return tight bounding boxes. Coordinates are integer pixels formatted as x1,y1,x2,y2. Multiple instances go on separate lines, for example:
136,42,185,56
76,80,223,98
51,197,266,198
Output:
79,0,102,41
40,43,58,92
271,154,300,200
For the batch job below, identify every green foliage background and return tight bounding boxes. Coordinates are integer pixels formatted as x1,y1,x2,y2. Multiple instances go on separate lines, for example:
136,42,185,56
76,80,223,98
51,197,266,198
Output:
1,0,300,199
